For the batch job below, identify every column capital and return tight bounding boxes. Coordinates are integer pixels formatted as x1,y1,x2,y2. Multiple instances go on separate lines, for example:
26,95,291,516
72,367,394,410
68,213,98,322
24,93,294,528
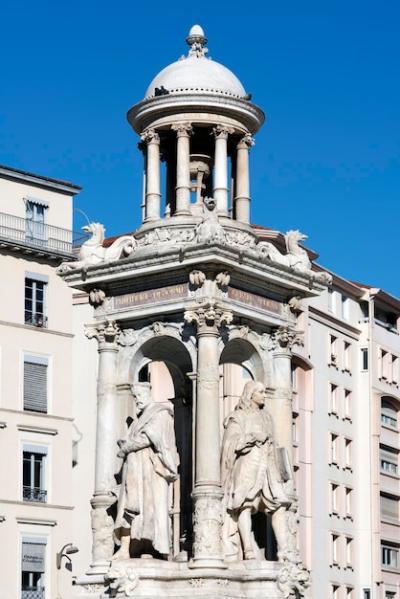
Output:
171,122,193,137
269,325,303,353
237,132,255,150
140,127,160,144
212,124,235,140
85,319,120,349
184,302,232,335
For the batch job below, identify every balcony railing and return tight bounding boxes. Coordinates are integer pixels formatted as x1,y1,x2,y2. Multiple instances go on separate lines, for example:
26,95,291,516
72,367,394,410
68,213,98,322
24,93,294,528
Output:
22,588,45,599
23,487,47,503
0,212,86,257
24,313,48,329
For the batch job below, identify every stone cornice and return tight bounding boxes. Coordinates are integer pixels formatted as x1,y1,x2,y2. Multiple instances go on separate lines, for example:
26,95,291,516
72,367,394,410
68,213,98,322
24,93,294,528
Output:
127,92,265,135
308,305,361,339
61,244,325,299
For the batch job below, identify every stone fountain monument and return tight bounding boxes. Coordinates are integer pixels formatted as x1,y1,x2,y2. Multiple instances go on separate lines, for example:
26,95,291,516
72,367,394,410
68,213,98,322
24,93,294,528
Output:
60,25,331,598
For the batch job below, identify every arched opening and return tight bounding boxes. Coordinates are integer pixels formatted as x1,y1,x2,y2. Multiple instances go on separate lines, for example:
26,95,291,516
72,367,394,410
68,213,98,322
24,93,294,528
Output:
130,336,193,559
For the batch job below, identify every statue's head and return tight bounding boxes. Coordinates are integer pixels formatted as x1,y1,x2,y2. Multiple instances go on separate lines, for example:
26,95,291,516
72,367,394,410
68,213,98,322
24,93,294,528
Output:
203,196,216,212
237,381,265,412
82,222,106,239
131,382,152,414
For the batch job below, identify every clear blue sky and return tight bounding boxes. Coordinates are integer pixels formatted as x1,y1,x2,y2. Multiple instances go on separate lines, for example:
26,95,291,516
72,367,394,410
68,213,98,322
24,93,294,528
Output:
1,1,399,296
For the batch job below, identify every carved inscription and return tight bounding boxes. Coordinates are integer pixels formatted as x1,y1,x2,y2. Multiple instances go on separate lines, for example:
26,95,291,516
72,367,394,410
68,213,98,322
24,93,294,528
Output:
113,284,187,310
228,287,282,315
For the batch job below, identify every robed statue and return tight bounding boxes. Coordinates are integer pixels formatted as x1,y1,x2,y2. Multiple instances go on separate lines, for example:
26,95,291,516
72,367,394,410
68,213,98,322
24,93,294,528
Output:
113,382,179,559
221,380,292,561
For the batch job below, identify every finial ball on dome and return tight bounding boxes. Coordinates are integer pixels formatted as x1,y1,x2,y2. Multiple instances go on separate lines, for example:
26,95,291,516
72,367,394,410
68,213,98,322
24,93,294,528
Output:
186,24,207,48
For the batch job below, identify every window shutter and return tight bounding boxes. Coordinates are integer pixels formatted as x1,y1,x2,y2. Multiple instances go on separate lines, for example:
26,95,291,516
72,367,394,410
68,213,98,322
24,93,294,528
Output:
24,361,47,413
381,495,399,520
21,540,46,572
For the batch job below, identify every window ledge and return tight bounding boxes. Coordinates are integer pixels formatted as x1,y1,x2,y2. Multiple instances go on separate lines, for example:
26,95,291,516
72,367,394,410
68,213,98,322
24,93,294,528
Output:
380,471,400,481
381,424,399,433
17,424,58,436
380,517,400,527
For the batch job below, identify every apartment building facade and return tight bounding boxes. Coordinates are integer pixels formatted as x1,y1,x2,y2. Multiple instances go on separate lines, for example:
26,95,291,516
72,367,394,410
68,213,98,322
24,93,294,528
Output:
0,165,81,599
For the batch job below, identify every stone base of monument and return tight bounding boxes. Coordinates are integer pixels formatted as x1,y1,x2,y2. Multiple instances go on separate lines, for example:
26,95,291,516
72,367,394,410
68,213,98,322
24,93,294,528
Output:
74,558,289,598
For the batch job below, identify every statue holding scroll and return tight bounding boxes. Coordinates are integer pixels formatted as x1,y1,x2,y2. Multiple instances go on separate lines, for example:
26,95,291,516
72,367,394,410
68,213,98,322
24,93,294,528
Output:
113,383,179,559
221,380,292,561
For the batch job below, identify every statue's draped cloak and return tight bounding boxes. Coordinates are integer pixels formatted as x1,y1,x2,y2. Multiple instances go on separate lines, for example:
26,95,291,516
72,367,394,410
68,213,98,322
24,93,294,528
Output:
221,407,289,559
115,402,178,555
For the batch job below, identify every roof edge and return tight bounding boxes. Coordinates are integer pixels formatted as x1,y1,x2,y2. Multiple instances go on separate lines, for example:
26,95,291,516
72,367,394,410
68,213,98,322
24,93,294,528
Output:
0,164,82,195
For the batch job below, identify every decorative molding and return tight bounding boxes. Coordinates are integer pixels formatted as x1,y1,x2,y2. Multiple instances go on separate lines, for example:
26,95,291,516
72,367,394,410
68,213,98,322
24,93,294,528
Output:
88,288,106,307
17,424,58,436
0,408,73,423
184,302,233,333
0,319,74,338
85,319,120,347
237,132,255,149
171,122,193,137
16,516,57,526
212,125,235,139
140,127,160,143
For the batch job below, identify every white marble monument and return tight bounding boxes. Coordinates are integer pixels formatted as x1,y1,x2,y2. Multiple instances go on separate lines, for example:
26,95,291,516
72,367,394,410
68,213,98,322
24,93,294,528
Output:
60,24,332,598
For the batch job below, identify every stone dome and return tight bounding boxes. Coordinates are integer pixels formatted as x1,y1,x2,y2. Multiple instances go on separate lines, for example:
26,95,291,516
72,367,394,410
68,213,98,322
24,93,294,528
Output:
144,25,247,100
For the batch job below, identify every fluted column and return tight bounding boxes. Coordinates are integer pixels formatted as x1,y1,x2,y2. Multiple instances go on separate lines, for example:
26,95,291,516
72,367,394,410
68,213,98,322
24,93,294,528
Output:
85,319,120,571
212,125,234,216
141,128,161,222
172,122,193,215
185,303,232,568
234,133,254,224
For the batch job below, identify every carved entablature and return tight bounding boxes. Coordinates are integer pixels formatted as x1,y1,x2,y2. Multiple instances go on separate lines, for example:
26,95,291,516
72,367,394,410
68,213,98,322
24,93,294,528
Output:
188,270,230,301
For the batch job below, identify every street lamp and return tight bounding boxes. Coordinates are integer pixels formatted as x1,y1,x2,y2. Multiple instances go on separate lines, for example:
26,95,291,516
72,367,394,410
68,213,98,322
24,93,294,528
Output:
56,543,79,571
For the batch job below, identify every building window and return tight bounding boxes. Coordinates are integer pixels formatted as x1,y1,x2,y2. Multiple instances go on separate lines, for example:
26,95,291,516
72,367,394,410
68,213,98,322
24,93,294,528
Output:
345,537,353,566
328,288,334,313
25,200,47,244
380,446,399,475
381,542,399,570
22,445,47,503
21,537,46,598
330,384,338,415
385,592,396,599
23,355,48,413
345,487,353,517
343,341,351,371
344,390,352,420
291,365,298,392
332,585,340,599
380,493,399,522
363,590,371,599
342,295,350,321
392,356,399,385
25,277,47,328
330,483,339,515
361,348,368,371
292,414,298,444
331,533,340,565
330,335,338,366
381,398,398,429
344,439,352,468
330,434,339,465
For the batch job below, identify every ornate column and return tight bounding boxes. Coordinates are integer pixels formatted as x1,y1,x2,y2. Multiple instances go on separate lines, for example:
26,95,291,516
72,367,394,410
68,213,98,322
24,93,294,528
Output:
85,319,120,571
141,128,161,222
212,125,234,216
172,122,193,215
185,302,232,568
269,325,301,464
234,133,254,224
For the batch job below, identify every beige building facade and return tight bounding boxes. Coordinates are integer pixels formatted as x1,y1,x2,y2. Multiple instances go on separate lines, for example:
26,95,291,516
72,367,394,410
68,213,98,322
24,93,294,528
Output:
0,165,81,599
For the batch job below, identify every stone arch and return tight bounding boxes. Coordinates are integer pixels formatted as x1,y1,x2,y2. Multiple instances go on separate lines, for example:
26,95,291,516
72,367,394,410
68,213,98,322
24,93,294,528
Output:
381,394,399,430
219,337,265,383
127,332,194,558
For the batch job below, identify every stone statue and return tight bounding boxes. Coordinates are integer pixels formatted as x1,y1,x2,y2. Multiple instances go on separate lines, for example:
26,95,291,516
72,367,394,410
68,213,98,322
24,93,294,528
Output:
221,380,292,561
256,230,332,284
57,222,136,273
195,196,226,245
113,382,179,559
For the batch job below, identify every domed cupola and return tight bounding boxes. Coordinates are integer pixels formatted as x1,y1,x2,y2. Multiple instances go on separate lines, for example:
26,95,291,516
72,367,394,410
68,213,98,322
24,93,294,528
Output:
145,25,247,99
127,26,265,230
